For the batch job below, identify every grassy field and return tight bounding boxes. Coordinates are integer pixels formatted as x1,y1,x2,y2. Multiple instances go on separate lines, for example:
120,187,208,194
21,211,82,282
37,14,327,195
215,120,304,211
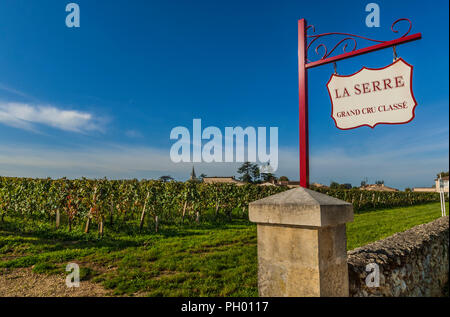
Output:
0,202,447,297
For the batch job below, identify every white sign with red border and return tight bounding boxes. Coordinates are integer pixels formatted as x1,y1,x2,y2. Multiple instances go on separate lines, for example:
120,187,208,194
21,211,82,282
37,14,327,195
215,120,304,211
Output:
326,58,417,130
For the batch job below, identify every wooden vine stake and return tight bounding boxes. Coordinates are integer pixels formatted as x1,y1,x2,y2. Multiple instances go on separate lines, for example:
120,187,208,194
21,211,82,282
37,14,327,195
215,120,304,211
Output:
215,199,219,217
56,210,60,229
98,219,104,237
155,215,159,233
85,215,91,233
85,187,97,234
85,214,91,233
182,201,187,222
109,200,114,225
139,192,150,231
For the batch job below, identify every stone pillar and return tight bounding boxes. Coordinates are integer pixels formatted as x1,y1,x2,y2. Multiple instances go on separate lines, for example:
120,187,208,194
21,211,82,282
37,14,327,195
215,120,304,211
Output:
249,187,354,297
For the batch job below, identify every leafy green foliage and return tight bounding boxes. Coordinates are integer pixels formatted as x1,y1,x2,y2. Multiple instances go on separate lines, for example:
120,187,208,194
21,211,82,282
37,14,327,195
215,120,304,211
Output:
0,176,287,233
0,177,440,235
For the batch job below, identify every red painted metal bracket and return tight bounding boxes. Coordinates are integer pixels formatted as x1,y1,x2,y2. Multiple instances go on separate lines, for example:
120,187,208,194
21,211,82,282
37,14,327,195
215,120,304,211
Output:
306,33,421,69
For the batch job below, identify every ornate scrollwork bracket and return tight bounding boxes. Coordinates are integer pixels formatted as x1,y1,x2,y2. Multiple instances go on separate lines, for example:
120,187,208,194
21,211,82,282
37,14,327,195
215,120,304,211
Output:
306,19,413,64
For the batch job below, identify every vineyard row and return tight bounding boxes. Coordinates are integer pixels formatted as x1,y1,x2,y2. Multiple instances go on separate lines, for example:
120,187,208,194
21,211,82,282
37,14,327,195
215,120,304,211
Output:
0,177,440,234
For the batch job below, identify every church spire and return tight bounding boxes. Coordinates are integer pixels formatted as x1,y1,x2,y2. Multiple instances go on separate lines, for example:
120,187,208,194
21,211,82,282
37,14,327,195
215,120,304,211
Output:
190,166,197,180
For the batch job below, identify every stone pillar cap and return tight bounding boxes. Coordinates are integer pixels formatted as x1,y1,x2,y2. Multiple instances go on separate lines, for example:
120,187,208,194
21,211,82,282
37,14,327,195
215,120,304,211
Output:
249,187,353,228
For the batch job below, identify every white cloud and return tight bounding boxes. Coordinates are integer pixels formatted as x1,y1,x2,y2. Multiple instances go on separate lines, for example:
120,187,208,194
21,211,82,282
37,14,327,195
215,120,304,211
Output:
0,102,102,133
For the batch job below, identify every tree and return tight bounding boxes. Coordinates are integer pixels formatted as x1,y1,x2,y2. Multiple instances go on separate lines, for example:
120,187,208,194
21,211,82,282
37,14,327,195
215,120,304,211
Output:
199,173,207,180
405,188,412,192
330,181,351,190
237,162,260,183
375,180,384,185
251,164,261,183
261,172,276,183
278,176,289,182
330,181,339,189
237,162,253,183
360,177,368,187
159,175,174,183
437,171,449,178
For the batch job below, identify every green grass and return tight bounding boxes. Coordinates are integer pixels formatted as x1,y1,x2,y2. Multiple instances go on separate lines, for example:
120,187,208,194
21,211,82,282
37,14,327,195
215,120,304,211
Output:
0,202,447,296
347,202,448,250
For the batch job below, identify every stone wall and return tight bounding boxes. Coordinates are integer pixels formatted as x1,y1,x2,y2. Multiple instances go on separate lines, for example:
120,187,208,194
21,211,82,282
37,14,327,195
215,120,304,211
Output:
347,216,449,297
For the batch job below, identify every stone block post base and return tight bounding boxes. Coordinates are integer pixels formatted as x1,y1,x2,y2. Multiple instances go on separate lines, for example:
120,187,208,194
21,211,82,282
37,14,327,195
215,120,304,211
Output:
249,187,354,297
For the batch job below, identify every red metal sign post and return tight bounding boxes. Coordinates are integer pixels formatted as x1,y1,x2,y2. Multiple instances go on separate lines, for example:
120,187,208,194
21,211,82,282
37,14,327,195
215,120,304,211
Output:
298,19,309,188
297,18,421,188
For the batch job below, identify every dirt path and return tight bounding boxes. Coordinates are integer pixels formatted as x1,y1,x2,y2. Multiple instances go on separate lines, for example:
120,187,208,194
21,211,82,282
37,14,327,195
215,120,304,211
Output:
0,268,112,297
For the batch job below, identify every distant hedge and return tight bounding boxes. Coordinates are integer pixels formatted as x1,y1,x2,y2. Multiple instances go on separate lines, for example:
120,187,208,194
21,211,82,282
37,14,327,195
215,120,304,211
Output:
310,186,441,213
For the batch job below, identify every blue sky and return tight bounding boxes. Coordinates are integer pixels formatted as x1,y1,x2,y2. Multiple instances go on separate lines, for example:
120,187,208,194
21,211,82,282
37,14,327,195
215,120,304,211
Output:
0,0,448,189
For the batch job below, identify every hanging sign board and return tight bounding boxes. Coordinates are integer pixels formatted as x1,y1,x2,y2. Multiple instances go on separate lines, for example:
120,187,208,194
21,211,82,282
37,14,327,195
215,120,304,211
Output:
327,58,417,130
